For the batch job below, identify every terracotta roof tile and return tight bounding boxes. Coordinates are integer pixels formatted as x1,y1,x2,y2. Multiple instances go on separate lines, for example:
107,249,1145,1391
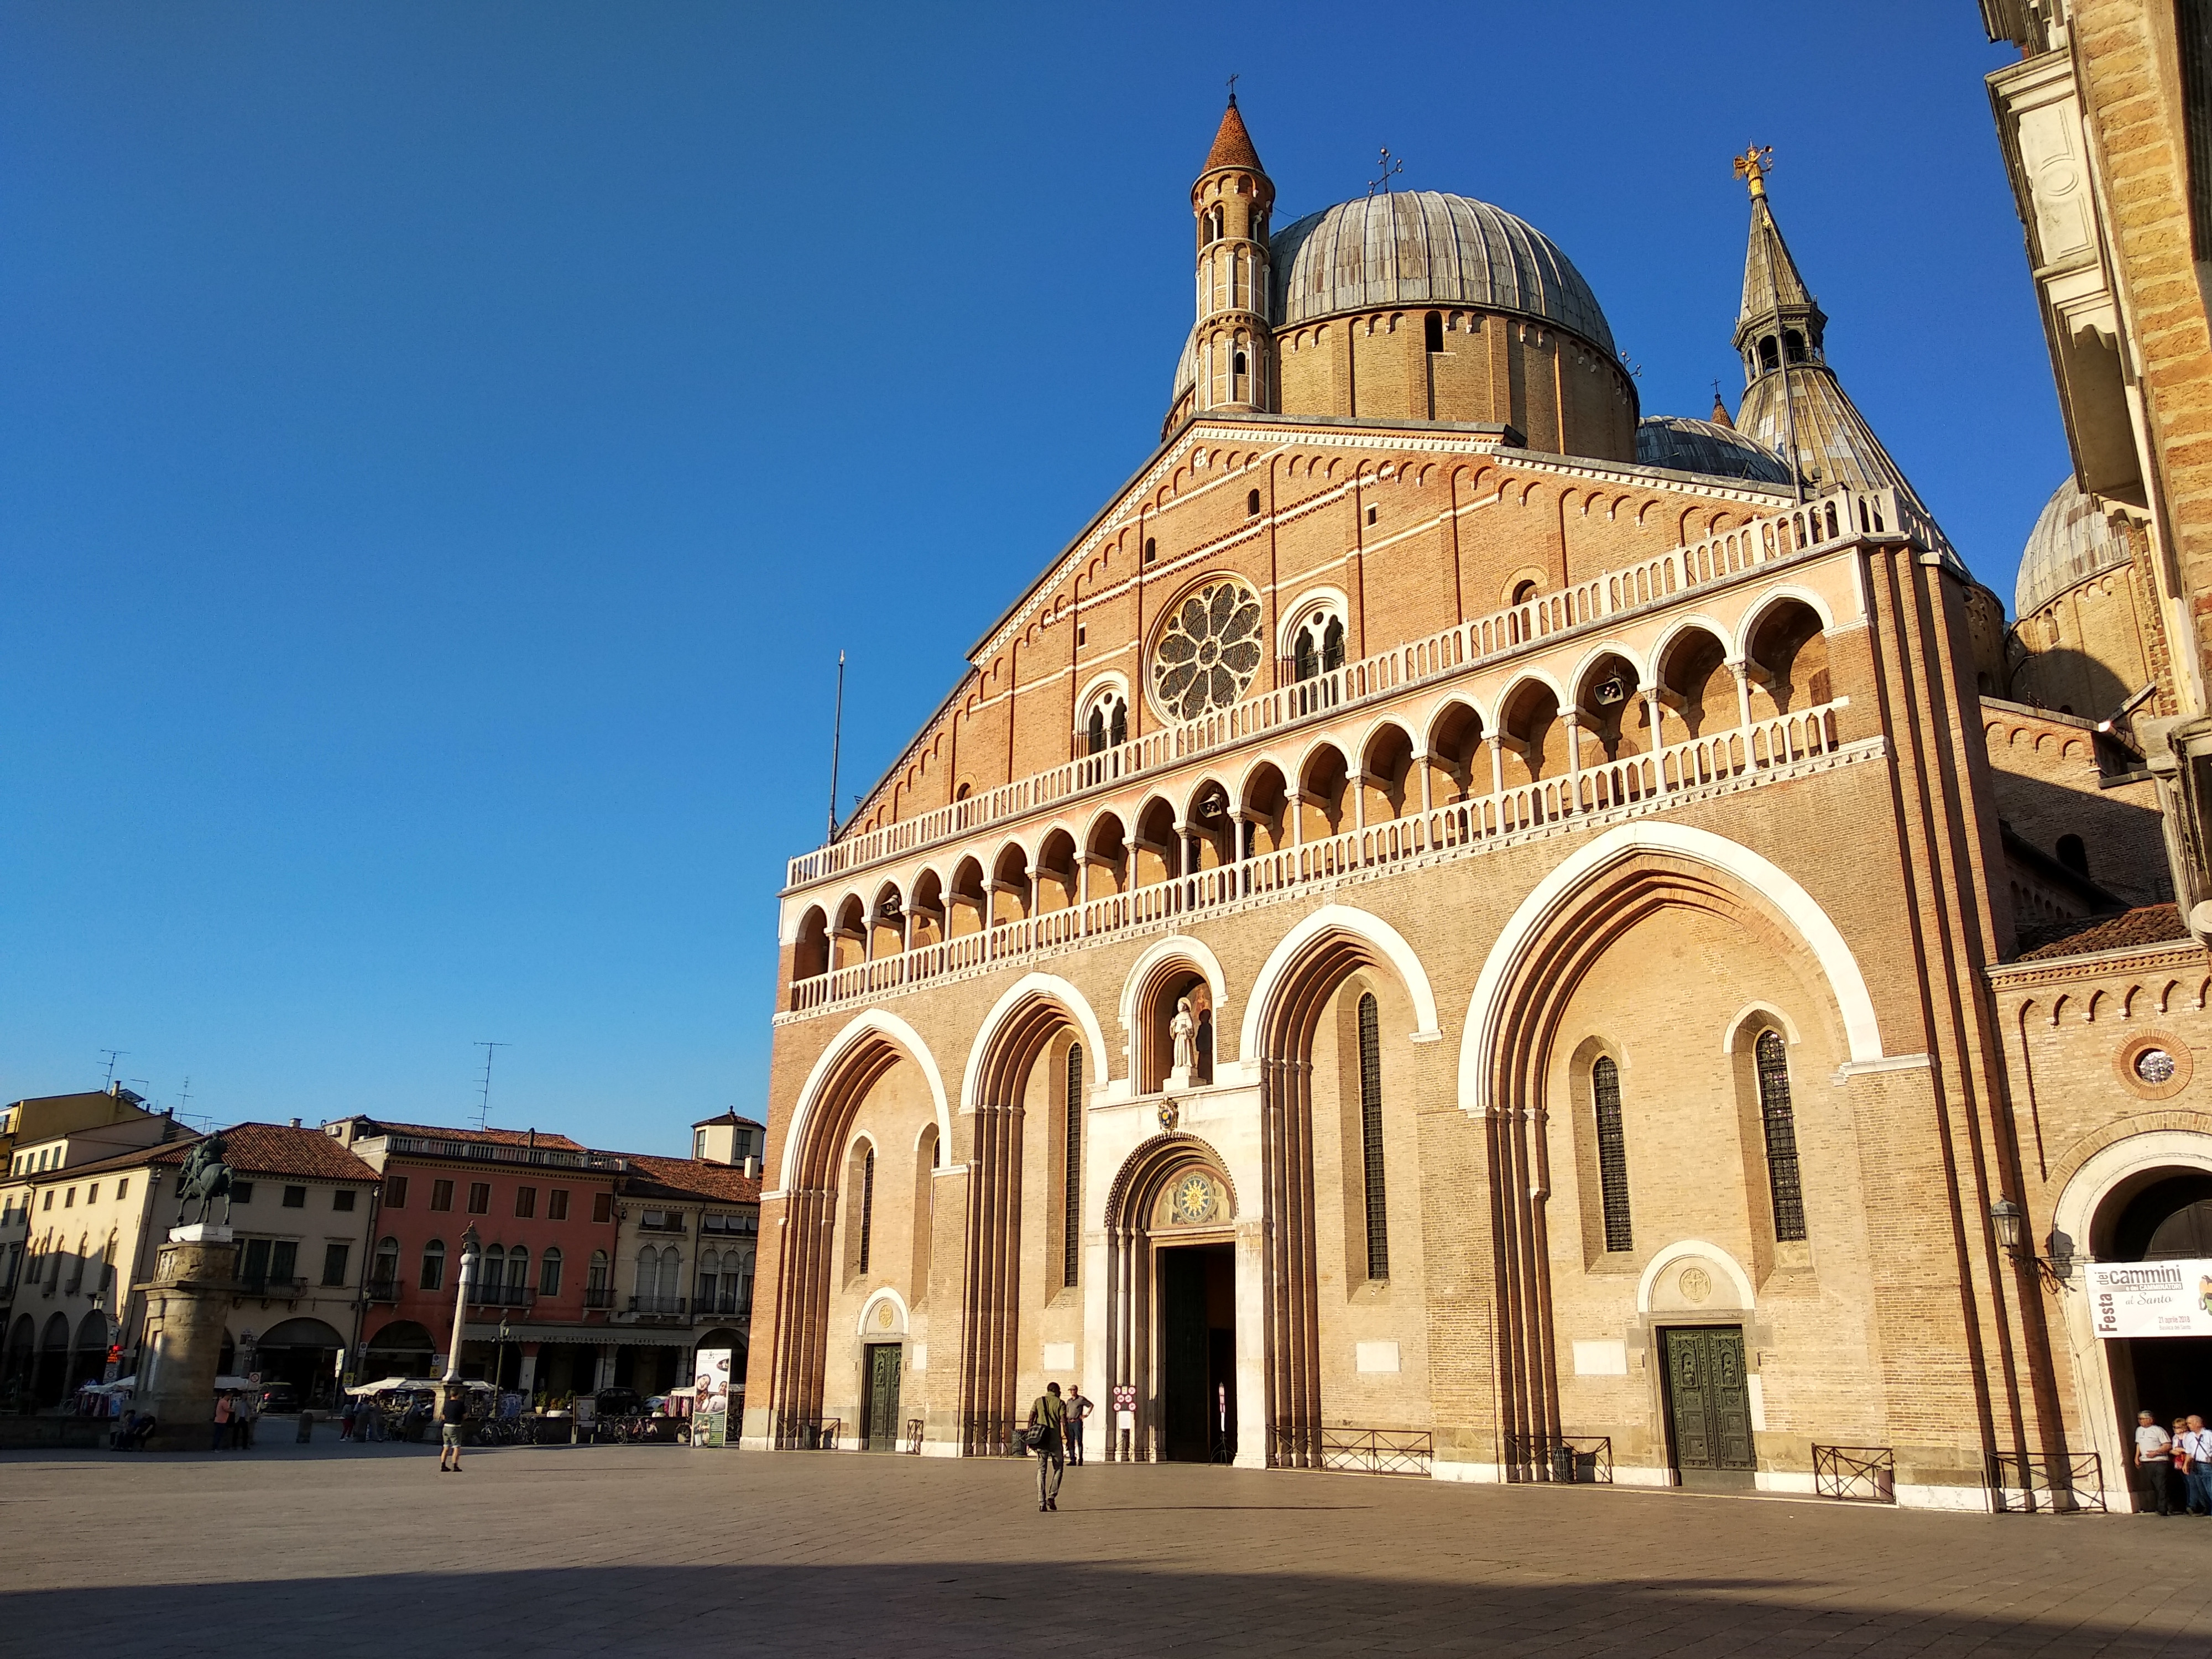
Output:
156,1122,382,1183
1203,100,1264,176
354,1119,586,1151
2015,903,2194,961
617,1154,761,1206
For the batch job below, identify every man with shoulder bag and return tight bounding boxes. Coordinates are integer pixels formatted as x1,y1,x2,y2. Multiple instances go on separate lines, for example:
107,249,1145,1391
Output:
1026,1381,1068,1512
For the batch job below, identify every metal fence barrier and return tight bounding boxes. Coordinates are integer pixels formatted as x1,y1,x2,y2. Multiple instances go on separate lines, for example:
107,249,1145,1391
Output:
962,1415,1022,1457
1813,1444,1896,1503
1271,1425,1434,1476
1504,1433,1614,1484
774,1415,841,1451
904,1417,924,1455
1987,1450,2106,1514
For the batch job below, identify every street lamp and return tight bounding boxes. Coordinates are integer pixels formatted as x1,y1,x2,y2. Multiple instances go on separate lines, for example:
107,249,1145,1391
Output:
445,1225,482,1383
1990,1197,2074,1287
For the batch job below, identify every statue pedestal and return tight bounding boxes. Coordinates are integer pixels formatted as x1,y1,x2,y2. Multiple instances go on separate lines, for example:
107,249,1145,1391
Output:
1166,1066,1192,1091
133,1231,240,1452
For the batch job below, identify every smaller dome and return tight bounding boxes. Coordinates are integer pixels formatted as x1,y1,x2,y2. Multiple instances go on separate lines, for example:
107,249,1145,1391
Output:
2015,478,2128,617
1635,415,1792,485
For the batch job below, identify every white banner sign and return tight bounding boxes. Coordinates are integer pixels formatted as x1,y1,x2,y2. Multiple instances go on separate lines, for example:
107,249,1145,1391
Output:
2088,1259,2212,1338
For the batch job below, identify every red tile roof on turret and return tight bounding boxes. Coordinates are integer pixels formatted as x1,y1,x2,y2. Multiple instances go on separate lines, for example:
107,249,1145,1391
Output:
1203,99,1264,175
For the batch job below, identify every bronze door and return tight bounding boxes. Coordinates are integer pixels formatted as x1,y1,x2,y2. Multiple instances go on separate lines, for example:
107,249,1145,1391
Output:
1661,1326,1755,1486
863,1343,901,1451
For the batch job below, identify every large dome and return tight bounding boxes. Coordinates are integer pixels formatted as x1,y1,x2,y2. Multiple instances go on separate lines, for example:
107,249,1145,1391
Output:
1270,191,1616,353
1635,415,1792,486
2016,477,2128,617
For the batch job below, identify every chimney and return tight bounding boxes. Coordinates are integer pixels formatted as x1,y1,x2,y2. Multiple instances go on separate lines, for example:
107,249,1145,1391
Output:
742,1155,760,1181
289,1117,302,1129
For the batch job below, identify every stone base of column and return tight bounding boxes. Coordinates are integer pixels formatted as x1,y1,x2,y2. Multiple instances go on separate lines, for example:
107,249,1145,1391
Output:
134,1228,238,1452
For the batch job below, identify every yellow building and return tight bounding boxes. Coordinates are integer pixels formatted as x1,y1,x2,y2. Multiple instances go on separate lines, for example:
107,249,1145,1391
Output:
742,96,2208,1511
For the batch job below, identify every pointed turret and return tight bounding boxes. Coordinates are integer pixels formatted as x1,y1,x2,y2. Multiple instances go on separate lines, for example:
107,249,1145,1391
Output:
1726,150,1955,561
1170,96,1277,430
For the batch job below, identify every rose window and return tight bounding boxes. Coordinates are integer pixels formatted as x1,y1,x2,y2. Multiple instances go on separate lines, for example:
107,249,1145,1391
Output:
1151,578,1264,722
2136,1047,2178,1084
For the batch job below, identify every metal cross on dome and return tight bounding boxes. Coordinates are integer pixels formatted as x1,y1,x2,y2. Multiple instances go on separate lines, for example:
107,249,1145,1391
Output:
1368,147,1404,197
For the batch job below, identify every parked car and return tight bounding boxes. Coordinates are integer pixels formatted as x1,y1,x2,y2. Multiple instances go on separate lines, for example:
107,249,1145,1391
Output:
593,1387,642,1420
255,1383,301,1416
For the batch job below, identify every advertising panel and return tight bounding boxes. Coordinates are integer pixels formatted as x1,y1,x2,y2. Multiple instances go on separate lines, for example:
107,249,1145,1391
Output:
2086,1259,2212,1338
693,1348,733,1447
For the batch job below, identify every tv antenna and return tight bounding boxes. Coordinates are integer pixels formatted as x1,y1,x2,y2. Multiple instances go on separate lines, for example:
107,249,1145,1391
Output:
177,1077,194,1119
98,1050,127,1089
473,1041,509,1131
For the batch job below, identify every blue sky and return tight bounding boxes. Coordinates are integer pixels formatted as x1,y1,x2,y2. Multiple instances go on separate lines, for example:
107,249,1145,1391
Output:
0,3,2059,1151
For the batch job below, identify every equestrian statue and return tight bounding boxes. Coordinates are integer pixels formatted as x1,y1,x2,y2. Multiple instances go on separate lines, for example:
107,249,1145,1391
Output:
174,1136,236,1228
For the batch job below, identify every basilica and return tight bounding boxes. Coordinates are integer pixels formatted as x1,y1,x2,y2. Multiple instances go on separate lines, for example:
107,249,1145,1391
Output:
744,76,2212,1511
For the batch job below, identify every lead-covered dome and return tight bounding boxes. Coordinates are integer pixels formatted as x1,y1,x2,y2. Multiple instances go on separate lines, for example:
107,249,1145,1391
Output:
1636,415,1792,485
2016,477,2128,617
1270,191,1616,354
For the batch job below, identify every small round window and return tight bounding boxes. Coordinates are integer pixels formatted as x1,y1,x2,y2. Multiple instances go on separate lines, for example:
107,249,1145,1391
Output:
2136,1048,2178,1085
1151,577,1264,722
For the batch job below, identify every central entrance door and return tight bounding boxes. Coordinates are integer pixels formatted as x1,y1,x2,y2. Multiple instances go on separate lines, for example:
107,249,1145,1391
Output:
1160,1244,1235,1462
1660,1325,1755,1489
862,1342,902,1451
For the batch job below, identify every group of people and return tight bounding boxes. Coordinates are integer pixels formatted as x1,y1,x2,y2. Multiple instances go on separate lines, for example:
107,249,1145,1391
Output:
1025,1382,1095,1512
2135,1410,2212,1513
208,1389,259,1451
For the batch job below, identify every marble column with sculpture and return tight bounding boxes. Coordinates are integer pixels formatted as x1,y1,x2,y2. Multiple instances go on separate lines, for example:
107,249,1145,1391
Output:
132,1138,237,1451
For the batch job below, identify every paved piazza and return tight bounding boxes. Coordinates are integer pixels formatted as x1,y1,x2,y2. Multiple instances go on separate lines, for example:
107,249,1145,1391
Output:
3,1443,2209,1655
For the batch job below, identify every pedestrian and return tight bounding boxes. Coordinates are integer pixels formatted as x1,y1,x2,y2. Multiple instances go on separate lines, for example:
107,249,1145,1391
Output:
239,1390,259,1449
1065,1384,1093,1467
2183,1415,2212,1515
1027,1380,1068,1512
437,1381,468,1473
2136,1410,2178,1515
340,1395,357,1442
211,1390,234,1452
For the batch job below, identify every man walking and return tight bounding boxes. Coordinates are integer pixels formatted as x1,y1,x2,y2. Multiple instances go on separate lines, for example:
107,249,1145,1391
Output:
2137,1410,2178,1515
210,1390,233,1452
437,1383,468,1473
1027,1381,1068,1512
1065,1384,1093,1467
2183,1415,2212,1515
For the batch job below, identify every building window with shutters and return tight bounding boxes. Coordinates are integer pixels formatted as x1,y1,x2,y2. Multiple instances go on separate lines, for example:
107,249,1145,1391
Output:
1593,1056,1632,1253
539,1247,561,1298
420,1238,446,1292
1755,1031,1807,1241
1063,1044,1083,1289
1357,993,1389,1280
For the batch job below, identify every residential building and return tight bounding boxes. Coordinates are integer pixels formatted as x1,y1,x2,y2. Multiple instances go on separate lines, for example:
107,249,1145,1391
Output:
605,1113,762,1396
327,1117,623,1397
0,1121,378,1408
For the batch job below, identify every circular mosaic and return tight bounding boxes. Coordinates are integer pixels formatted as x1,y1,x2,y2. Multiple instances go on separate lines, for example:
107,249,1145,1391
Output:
1151,578,1264,722
1677,1266,1713,1305
2137,1047,2178,1084
1171,1171,1219,1225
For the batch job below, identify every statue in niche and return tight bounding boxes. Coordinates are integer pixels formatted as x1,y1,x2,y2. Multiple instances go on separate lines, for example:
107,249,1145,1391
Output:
1170,997,1197,1078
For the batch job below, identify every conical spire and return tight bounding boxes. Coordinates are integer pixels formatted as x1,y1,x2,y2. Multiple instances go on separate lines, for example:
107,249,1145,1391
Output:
1203,96,1265,176
1738,194,1814,327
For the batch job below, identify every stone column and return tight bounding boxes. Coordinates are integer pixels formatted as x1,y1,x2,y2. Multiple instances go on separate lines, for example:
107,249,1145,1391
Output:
134,1224,237,1452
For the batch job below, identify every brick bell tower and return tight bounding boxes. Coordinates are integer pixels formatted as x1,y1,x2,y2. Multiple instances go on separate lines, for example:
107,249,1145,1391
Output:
1190,94,1276,415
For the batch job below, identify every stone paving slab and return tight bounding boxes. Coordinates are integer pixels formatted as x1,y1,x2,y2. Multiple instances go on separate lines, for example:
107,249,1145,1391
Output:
0,1441,2207,1656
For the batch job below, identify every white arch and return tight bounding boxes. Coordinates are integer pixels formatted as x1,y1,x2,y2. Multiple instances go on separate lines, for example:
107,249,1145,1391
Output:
775,1008,951,1194
960,972,1113,1113
1721,1001,1802,1052
1074,669,1130,719
1562,640,1650,701
1349,712,1422,767
1635,1238,1756,1314
1240,903,1443,1062
1648,613,1734,681
855,1285,910,1338
1733,583,1838,660
1459,822,1884,1117
1493,666,1569,716
1421,691,1493,749
1119,932,1229,1047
